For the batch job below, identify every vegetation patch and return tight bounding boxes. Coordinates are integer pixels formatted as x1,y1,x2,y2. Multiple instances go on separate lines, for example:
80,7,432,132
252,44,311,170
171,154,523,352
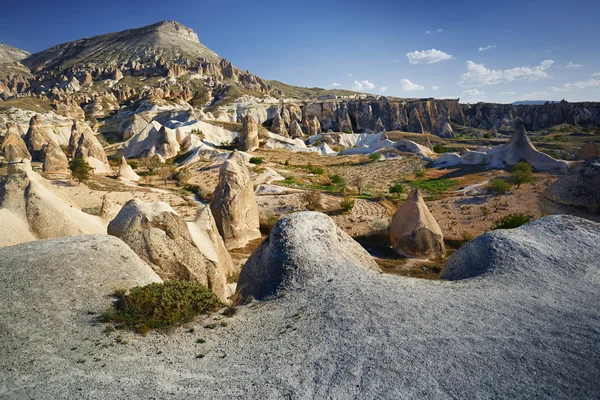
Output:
492,213,533,230
100,281,221,333
409,178,459,195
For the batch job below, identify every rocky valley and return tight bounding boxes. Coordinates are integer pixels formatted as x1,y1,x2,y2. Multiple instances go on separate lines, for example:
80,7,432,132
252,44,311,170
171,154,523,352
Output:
0,17,599,400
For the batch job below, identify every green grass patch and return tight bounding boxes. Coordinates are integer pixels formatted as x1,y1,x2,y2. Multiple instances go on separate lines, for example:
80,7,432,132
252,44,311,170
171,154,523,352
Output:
409,178,459,195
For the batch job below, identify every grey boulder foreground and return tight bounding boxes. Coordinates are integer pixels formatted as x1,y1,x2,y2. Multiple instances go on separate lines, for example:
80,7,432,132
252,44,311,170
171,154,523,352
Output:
0,213,599,399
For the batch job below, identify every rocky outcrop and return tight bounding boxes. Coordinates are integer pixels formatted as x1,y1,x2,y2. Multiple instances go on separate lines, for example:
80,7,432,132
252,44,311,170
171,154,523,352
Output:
0,159,105,247
149,126,180,159
580,142,598,160
239,114,259,152
390,188,445,258
74,130,111,173
107,199,232,302
41,141,68,173
117,156,140,181
237,211,380,301
306,115,321,136
23,115,49,160
407,107,424,133
374,117,385,133
540,158,600,222
289,119,303,138
1,122,31,160
270,112,287,136
209,150,260,250
441,215,599,280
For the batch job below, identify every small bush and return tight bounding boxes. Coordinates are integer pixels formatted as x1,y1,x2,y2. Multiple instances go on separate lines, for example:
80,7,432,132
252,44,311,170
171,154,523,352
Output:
339,197,355,213
414,168,425,178
389,184,404,195
488,178,511,195
253,166,265,174
433,144,449,154
302,190,322,211
492,213,532,230
330,174,343,185
368,152,382,162
128,161,138,170
99,281,221,333
483,133,491,139
306,163,324,175
249,157,264,165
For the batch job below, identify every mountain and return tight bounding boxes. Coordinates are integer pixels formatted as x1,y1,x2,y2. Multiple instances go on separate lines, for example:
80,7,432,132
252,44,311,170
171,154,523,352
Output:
23,21,220,71
0,44,30,64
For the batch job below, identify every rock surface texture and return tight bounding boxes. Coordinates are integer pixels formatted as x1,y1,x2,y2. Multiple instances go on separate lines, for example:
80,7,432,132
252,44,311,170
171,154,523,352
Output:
239,114,259,152
41,141,69,173
209,150,260,250
107,199,231,302
1,123,31,160
390,187,445,258
117,156,140,181
1,214,598,398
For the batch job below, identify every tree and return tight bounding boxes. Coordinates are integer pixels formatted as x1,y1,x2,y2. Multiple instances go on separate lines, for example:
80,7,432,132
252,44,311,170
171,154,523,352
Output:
389,183,404,196
69,157,93,184
141,155,161,173
157,165,175,187
352,175,366,195
509,161,534,188
487,178,511,195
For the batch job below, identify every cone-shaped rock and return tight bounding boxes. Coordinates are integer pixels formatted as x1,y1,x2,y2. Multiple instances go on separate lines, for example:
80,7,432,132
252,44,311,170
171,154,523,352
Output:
306,115,321,136
107,199,232,303
390,187,445,258
374,117,385,133
240,114,259,152
23,115,49,160
289,120,304,139
490,126,499,138
152,126,179,159
1,123,31,160
67,120,83,157
75,130,112,173
210,150,261,250
270,112,288,136
407,108,424,133
117,156,140,181
42,141,69,173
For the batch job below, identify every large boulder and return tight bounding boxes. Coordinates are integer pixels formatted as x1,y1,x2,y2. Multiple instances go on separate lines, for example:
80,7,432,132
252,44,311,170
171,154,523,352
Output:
0,159,105,247
237,211,380,301
540,158,600,222
239,114,259,152
209,150,260,250
390,187,445,258
107,199,232,303
441,215,599,280
1,122,31,160
117,156,140,182
41,141,69,173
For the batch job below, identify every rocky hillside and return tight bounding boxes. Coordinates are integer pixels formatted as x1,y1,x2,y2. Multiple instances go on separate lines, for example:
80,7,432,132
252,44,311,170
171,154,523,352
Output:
0,21,599,136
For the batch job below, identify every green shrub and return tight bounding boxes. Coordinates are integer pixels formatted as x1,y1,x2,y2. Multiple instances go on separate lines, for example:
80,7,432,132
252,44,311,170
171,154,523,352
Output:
330,174,343,185
253,166,265,174
99,281,221,333
249,157,264,165
509,161,534,188
483,133,491,139
414,168,425,178
487,178,511,195
339,197,355,213
128,161,138,170
492,213,532,230
433,144,449,154
389,184,404,195
302,190,322,211
368,152,382,162
69,157,93,184
306,163,324,175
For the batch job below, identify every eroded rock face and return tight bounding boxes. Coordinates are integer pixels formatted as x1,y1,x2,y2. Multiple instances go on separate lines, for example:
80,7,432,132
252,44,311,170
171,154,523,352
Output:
149,126,180,159
390,187,445,258
107,199,232,303
289,120,303,138
117,156,140,181
237,211,380,301
23,115,49,160
270,112,288,136
306,115,321,136
240,114,259,152
580,142,599,160
374,117,385,133
209,150,260,250
1,123,31,160
74,130,111,173
42,141,69,173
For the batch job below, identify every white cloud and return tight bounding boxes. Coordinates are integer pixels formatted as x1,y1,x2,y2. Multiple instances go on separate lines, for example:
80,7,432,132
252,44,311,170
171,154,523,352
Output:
458,59,554,87
500,91,515,95
379,86,389,92
352,80,375,91
426,30,431,34
331,82,340,87
566,61,583,68
406,49,454,64
463,89,485,96
591,72,600,77
478,45,496,52
432,86,440,91
400,79,425,92
347,73,352,77
548,78,600,92
437,28,443,33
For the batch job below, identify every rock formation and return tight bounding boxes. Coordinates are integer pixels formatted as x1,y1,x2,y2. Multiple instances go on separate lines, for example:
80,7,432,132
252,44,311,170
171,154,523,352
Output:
239,114,259,152
289,120,303,138
540,157,600,222
209,150,260,250
270,112,287,136
74,130,112,173
41,141,69,173
149,126,180,159
306,115,321,136
117,156,140,181
23,115,49,160
374,117,385,133
107,199,232,302
1,123,31,160
0,159,105,247
390,187,445,258
580,142,598,160
490,126,499,138
237,211,380,300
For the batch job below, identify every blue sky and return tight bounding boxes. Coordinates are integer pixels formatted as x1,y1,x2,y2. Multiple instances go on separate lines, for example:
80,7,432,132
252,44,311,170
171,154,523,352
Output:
1,0,599,103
